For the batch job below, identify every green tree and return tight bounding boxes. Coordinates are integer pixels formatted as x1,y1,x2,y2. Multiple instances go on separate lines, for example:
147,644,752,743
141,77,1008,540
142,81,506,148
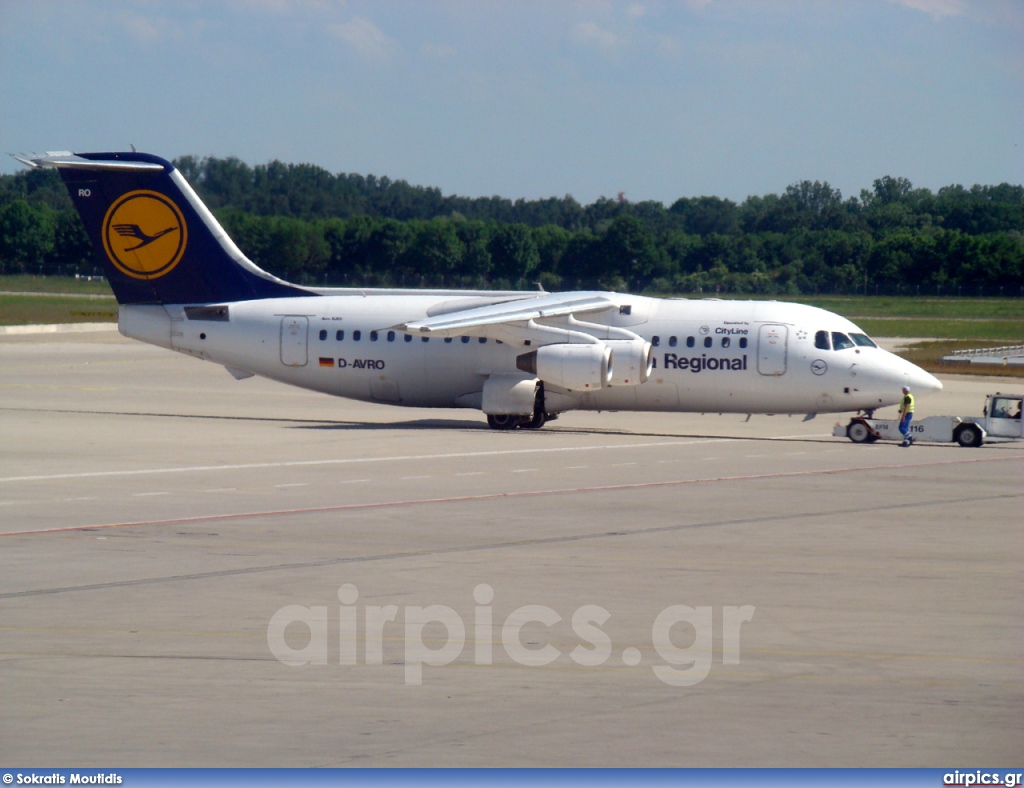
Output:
866,175,914,206
0,200,55,272
488,224,539,287
216,209,271,268
263,217,312,280
197,156,254,211
405,220,464,286
669,196,739,236
595,215,662,291
367,220,412,284
454,221,492,286
53,210,92,268
532,225,572,279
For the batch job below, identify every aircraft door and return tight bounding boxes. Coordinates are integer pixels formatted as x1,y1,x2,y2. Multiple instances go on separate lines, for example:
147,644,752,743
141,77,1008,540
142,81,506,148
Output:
757,324,788,376
280,316,309,367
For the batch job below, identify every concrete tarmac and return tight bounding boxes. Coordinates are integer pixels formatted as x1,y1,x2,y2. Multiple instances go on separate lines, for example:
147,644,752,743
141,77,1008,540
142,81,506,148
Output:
1,330,1022,767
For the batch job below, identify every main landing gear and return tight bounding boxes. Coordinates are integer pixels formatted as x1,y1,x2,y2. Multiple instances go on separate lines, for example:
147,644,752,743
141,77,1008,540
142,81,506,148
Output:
485,383,557,430
486,411,558,431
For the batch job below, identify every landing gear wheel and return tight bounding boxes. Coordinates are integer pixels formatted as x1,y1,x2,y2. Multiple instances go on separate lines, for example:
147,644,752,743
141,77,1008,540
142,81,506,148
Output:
954,424,983,448
487,414,521,431
847,420,873,444
519,382,550,430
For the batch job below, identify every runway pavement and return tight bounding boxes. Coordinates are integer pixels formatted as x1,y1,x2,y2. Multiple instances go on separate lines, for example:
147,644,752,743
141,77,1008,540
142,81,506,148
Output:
1,329,1022,766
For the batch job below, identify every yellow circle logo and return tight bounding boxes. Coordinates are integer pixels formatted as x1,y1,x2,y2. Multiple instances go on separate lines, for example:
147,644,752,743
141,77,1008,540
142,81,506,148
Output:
102,190,187,279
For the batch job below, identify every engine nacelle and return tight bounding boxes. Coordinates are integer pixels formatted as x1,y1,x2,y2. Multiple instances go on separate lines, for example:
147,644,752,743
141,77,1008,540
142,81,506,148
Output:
516,343,613,391
605,338,653,386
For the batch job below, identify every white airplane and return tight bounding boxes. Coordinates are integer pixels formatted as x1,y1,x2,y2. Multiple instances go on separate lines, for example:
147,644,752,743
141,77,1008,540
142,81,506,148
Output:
16,150,941,429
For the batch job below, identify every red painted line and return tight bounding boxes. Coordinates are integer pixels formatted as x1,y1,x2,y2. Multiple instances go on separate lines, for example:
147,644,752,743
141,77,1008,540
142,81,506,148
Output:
3,454,1021,537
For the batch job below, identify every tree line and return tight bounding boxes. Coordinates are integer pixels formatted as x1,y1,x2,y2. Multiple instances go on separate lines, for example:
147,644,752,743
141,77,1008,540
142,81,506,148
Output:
1,156,1022,296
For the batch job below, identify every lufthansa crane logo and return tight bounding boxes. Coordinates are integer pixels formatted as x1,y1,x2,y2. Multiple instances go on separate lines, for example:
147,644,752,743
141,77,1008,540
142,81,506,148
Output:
102,190,187,279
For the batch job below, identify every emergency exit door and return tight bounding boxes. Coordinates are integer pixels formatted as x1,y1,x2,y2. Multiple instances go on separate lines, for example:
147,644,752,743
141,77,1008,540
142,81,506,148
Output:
280,316,309,367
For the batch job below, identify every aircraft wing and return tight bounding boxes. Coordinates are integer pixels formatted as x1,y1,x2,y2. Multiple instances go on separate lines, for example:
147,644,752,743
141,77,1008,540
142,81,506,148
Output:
396,292,620,336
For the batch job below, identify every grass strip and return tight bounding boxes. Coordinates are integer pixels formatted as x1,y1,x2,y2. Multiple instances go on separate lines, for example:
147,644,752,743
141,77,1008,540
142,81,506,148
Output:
0,294,117,325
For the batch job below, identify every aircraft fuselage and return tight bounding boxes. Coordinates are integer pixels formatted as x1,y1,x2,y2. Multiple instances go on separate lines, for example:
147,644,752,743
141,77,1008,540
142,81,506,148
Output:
122,293,935,417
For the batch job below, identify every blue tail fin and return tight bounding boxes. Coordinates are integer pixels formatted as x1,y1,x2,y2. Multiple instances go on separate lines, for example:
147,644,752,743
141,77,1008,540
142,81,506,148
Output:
17,151,312,305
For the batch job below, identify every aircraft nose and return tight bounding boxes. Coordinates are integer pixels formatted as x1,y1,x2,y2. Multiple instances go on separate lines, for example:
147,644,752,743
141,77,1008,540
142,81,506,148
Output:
876,352,943,396
909,366,943,393
905,364,942,397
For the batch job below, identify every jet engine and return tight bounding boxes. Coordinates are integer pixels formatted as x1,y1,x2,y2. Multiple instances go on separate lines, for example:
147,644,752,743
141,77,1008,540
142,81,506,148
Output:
604,338,653,385
516,343,613,391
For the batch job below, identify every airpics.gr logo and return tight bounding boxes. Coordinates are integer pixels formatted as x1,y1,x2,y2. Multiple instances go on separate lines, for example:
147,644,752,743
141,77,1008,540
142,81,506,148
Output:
101,190,187,279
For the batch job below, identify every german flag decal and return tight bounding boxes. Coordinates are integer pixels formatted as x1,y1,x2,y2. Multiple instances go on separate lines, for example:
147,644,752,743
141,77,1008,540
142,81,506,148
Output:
319,357,334,368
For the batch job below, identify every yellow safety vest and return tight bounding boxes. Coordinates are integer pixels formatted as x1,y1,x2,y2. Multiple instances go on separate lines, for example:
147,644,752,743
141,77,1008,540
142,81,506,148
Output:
902,393,915,414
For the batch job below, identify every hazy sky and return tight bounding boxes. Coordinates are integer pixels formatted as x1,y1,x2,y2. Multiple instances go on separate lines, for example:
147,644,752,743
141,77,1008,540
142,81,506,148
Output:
1,0,1021,205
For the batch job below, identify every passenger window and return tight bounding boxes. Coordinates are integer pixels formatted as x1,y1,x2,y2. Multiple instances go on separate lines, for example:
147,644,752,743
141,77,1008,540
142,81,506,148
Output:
370,331,378,341
387,331,395,342
669,336,678,347
815,330,830,350
739,337,747,349
652,336,660,347
722,337,730,348
686,337,695,348
461,336,471,344
422,336,429,342
353,330,361,341
479,337,487,344
335,330,344,341
704,337,712,348
831,332,855,351
319,329,327,341
404,334,412,343
444,337,453,343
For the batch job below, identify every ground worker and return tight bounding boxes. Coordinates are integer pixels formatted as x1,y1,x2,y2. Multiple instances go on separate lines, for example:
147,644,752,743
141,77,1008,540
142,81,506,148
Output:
898,385,915,446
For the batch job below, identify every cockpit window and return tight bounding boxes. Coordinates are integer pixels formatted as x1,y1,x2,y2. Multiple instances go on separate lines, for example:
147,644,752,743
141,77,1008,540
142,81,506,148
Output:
831,332,855,351
815,330,830,350
849,333,877,348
